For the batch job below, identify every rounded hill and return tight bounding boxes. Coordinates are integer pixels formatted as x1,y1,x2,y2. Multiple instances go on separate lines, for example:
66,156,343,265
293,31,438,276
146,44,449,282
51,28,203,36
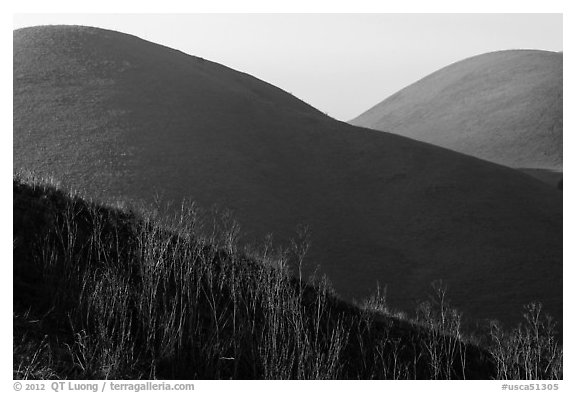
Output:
14,26,562,329
350,50,563,170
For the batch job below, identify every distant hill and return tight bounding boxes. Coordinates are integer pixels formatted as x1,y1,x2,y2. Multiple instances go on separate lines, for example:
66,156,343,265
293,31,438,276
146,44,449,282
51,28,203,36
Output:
14,26,562,329
350,50,563,171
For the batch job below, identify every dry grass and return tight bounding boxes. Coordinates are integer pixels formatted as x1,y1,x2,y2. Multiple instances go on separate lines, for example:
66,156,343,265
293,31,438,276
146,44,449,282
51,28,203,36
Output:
13,174,562,379
488,303,562,379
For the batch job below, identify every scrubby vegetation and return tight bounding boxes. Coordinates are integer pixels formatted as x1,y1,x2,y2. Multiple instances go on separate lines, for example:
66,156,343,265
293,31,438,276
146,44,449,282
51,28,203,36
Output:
13,174,562,379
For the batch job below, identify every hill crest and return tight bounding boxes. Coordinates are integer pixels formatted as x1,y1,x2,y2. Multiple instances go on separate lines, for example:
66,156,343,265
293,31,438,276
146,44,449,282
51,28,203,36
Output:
14,26,562,330
350,50,563,170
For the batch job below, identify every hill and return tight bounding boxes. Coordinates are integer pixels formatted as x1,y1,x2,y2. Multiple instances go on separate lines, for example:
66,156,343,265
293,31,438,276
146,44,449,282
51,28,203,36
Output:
350,50,563,172
14,175,562,379
14,26,562,330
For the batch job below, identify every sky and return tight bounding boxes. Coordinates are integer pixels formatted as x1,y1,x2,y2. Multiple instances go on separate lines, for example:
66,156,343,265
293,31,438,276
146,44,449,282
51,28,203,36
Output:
13,13,562,121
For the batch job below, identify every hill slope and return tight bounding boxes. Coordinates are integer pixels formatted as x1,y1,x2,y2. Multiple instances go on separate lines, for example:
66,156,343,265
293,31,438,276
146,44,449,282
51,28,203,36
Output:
350,50,563,171
15,175,506,379
14,26,562,329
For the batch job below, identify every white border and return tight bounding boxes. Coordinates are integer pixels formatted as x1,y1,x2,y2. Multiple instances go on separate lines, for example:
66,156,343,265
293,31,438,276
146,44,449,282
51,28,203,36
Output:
3,1,573,391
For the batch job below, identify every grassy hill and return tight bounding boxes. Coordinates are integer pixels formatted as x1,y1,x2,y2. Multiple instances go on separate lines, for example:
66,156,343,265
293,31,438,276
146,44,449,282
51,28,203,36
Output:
13,174,562,379
350,50,563,172
14,26,562,330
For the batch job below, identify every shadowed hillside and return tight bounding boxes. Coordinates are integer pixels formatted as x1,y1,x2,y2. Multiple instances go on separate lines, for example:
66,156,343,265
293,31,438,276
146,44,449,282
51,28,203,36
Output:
14,26,562,330
351,50,563,172
14,175,562,379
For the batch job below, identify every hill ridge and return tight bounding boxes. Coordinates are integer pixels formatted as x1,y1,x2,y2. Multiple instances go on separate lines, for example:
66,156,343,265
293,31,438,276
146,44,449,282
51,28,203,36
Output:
14,25,562,330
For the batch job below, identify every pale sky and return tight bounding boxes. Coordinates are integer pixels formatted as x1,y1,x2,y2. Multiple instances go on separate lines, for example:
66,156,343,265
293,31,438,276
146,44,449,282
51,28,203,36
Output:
13,14,562,121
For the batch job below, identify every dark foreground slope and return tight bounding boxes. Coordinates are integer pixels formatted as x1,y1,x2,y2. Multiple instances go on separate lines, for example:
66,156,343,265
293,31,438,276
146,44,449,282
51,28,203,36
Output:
351,50,563,171
14,26,562,329
14,175,563,379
